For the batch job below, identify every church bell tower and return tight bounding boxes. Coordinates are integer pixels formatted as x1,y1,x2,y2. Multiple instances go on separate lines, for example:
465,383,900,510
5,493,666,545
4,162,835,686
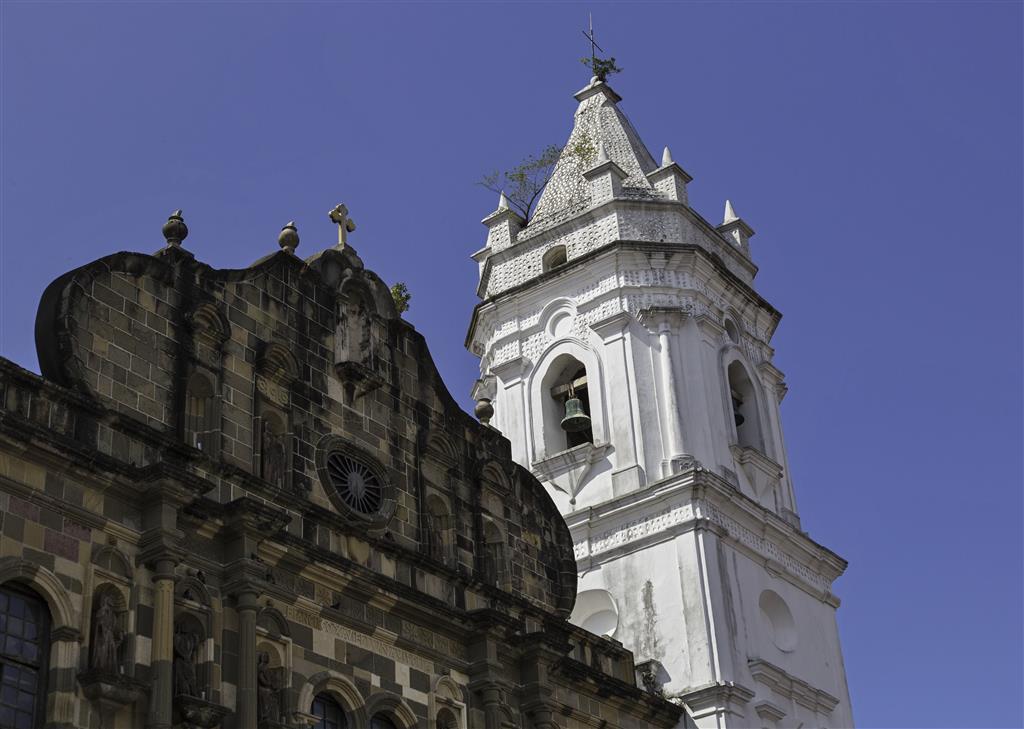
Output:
466,74,855,728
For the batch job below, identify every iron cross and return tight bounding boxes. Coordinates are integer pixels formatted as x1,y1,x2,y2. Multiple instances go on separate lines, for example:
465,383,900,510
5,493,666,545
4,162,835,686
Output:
328,203,356,248
582,13,604,76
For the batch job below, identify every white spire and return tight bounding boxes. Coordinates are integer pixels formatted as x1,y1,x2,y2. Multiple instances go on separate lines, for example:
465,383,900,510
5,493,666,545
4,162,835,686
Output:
596,142,609,163
498,191,510,210
723,199,739,224
662,146,673,166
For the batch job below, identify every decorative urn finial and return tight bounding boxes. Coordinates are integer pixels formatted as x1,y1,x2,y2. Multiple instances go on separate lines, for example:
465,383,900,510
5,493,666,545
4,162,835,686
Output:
162,210,188,247
278,221,299,254
475,398,494,426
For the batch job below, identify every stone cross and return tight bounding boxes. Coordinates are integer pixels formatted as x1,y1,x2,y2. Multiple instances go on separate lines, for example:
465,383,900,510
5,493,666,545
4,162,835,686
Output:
328,203,357,248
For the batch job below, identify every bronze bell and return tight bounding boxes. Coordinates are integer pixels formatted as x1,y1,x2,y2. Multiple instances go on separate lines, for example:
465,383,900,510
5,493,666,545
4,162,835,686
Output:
561,396,592,433
732,395,745,427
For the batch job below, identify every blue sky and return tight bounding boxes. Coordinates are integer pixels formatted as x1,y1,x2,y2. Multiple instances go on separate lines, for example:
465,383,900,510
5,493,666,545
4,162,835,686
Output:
1,2,1021,727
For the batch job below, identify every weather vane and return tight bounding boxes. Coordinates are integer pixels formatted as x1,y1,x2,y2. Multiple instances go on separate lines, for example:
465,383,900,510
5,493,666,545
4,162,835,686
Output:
582,13,604,78
580,14,621,82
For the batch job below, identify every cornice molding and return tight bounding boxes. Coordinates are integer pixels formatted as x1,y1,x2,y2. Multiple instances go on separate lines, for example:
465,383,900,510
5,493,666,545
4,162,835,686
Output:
566,469,847,602
747,658,841,715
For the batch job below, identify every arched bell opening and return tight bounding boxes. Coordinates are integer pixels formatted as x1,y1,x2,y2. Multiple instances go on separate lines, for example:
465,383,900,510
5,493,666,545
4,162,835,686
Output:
541,355,594,453
727,360,763,452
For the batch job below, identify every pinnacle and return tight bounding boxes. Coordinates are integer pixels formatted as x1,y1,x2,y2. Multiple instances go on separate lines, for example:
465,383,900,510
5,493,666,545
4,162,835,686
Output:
662,147,673,166
596,142,609,164
723,199,739,225
498,191,510,210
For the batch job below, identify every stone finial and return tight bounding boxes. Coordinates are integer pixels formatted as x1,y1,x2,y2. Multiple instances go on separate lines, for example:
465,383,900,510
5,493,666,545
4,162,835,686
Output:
328,203,356,248
723,199,739,225
162,210,188,247
662,146,673,166
475,398,494,425
278,222,299,255
498,191,510,210
596,142,609,164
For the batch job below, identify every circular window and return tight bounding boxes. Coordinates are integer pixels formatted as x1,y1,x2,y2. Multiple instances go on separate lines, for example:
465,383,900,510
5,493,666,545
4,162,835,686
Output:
327,453,383,515
316,436,395,527
759,589,797,652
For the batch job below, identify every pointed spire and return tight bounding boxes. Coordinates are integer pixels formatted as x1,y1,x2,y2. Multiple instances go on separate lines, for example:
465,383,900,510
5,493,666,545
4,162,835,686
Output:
498,191,510,210
723,199,739,225
662,146,673,166
717,199,755,257
596,142,609,164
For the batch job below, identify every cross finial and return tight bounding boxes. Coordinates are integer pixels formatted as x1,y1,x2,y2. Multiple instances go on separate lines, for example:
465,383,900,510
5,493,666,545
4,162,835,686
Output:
582,13,604,79
328,203,356,248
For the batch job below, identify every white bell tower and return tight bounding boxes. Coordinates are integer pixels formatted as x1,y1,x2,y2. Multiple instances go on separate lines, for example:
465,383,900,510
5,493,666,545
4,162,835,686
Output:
466,76,854,729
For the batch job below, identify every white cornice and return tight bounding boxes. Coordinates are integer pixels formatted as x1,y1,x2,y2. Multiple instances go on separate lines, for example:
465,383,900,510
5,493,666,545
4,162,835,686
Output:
565,468,847,603
747,658,840,715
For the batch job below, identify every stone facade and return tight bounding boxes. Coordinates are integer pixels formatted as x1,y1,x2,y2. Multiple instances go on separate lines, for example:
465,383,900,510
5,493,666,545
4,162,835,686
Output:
466,78,854,728
0,220,683,729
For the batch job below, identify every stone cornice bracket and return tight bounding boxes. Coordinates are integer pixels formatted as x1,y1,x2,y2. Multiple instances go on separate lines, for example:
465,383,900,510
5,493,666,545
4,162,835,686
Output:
638,306,689,332
589,310,634,342
677,680,755,720
136,472,207,569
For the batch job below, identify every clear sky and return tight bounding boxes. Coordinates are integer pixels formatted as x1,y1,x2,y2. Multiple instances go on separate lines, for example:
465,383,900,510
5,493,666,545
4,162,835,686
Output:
1,2,1021,727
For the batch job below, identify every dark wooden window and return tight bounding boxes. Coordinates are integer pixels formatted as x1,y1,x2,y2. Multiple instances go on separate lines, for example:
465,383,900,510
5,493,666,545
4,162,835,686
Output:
370,715,398,729
0,585,50,729
311,693,347,729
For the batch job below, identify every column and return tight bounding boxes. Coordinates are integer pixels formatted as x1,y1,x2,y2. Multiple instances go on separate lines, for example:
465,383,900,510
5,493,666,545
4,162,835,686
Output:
148,557,177,729
236,590,259,729
657,321,686,471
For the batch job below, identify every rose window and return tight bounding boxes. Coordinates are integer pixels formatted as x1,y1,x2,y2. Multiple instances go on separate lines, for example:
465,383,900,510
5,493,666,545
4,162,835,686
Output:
326,452,384,515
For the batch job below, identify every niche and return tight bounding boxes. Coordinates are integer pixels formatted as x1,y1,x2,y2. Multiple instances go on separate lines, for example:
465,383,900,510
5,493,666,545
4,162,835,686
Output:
172,614,209,701
87,584,129,675
184,370,219,453
480,517,508,589
254,342,298,489
423,494,453,565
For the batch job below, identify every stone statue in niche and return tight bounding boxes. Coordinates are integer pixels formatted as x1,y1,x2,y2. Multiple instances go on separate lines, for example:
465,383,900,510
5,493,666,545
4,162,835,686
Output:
483,541,503,586
335,296,370,365
90,593,124,673
261,420,287,487
172,624,200,697
424,510,445,561
256,651,281,724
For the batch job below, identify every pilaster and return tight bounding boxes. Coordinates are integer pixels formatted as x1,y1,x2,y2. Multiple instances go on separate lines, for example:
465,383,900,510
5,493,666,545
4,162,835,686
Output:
591,311,645,494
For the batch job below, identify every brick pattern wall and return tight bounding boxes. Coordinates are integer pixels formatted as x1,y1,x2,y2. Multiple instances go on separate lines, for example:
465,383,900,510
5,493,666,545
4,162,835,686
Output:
3,241,683,728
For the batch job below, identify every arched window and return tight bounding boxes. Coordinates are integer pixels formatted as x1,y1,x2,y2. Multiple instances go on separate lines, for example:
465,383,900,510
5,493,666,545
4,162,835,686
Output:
436,707,458,729
370,714,398,729
312,692,348,729
542,245,568,272
0,584,50,729
184,371,217,451
545,358,594,451
727,361,762,451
